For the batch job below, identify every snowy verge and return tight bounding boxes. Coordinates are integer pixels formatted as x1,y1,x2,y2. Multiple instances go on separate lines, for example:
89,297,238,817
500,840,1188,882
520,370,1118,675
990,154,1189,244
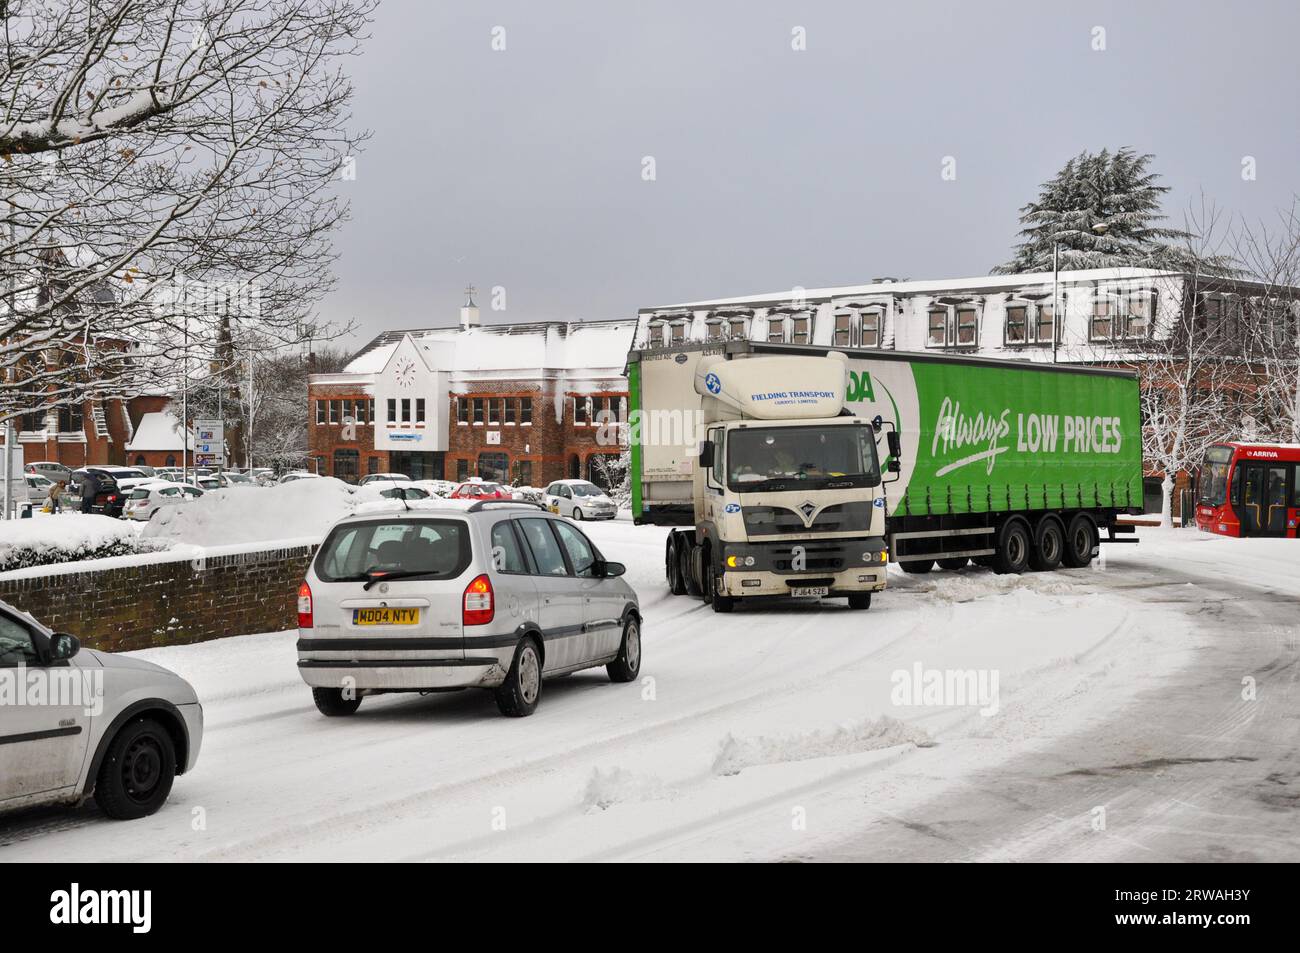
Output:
0,513,163,574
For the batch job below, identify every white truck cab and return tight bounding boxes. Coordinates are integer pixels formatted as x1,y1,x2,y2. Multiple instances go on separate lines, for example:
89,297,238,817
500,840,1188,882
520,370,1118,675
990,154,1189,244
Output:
631,346,899,612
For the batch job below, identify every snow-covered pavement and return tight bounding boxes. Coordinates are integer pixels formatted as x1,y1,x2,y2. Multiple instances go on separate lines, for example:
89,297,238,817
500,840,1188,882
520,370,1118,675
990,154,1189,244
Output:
1,522,1297,861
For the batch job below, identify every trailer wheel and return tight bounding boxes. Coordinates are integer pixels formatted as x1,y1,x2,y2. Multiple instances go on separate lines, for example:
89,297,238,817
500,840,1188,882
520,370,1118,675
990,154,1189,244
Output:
900,559,934,574
937,557,969,571
1062,513,1097,568
993,518,1031,575
666,535,687,595
1029,516,1065,571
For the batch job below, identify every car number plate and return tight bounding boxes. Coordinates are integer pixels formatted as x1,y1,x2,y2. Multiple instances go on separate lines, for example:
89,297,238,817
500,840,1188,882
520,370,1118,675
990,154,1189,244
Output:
353,607,420,626
548,504,560,513
790,586,829,598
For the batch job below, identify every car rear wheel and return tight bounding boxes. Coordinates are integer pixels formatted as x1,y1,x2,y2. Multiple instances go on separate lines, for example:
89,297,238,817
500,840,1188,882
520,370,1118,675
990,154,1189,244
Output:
607,618,642,682
312,687,362,716
572,507,583,520
95,717,177,820
496,638,543,717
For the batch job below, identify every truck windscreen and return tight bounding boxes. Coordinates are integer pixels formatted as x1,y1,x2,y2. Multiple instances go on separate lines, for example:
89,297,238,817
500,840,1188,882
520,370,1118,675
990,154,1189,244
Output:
727,425,880,493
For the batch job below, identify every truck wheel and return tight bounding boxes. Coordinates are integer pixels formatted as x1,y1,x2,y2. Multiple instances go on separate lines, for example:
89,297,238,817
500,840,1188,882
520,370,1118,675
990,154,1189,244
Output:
680,539,702,597
1062,513,1097,568
495,637,543,717
847,593,872,610
994,519,1031,575
606,618,642,682
900,559,934,574
937,557,969,570
666,535,686,595
312,687,362,716
94,717,177,820
1029,517,1065,571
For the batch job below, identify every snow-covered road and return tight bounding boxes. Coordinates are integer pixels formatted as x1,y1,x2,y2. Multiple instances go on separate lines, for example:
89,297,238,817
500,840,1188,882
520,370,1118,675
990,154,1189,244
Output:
2,522,1297,861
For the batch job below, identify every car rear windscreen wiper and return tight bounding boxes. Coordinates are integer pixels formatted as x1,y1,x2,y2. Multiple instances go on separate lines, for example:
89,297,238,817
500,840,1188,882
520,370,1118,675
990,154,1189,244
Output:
361,568,437,591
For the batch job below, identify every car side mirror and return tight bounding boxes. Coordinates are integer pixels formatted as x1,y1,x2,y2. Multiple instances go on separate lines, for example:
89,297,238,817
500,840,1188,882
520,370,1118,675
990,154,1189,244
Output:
600,560,626,578
50,632,80,661
698,440,714,470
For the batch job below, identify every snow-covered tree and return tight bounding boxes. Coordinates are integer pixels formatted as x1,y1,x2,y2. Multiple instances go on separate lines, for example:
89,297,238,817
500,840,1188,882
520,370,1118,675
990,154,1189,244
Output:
992,148,1221,274
0,0,372,424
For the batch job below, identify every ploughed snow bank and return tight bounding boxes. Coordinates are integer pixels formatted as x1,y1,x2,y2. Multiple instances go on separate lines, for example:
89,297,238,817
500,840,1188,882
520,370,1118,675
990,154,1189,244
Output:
0,513,160,574
143,478,357,547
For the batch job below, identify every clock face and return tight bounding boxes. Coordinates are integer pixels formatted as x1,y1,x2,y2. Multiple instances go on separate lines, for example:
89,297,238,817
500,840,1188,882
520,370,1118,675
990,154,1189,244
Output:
395,357,416,388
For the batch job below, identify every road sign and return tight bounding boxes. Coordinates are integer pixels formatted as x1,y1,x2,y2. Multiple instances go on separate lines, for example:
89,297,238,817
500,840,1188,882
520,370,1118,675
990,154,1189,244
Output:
194,418,225,465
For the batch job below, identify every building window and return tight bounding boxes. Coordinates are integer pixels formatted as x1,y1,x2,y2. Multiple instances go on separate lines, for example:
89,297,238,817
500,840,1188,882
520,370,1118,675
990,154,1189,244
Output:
472,398,484,424
573,396,589,426
504,398,516,425
833,312,854,347
369,399,375,424
927,308,948,347
315,400,326,425
791,314,811,344
165,454,176,467
354,400,367,425
767,315,786,343
415,398,426,424
1035,303,1057,344
341,399,353,424
368,456,379,475
1005,305,1028,345
333,448,359,484
386,398,396,425
57,404,83,432
328,400,339,424
728,317,748,340
1090,296,1115,341
956,308,978,347
514,459,532,487
20,410,45,431
705,320,724,342
520,397,532,425
670,322,687,345
647,321,666,347
457,397,469,424
1123,291,1154,339
477,451,508,481
487,399,500,425
398,398,409,423
861,310,882,348
456,458,469,481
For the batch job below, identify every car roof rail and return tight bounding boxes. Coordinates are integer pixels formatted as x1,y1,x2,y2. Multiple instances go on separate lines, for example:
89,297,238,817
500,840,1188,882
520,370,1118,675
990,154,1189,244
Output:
465,499,546,513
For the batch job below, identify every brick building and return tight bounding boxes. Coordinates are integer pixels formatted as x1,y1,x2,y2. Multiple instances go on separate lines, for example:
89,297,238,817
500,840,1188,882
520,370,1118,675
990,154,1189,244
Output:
308,293,634,487
2,388,176,470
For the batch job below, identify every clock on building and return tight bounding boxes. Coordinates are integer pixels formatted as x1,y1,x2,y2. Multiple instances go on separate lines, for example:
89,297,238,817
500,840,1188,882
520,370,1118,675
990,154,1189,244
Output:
394,357,416,388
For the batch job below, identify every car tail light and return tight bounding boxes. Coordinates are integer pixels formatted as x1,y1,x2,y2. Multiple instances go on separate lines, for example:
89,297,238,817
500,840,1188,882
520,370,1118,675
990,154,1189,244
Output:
463,573,494,626
297,581,313,628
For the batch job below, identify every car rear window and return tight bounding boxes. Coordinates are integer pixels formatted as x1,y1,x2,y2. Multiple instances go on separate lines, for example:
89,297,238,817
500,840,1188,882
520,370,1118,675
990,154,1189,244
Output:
316,518,471,583
130,488,149,500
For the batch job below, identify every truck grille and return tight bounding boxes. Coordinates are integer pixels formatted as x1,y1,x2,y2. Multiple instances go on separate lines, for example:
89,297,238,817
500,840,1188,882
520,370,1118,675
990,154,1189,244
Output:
742,502,871,537
770,541,848,572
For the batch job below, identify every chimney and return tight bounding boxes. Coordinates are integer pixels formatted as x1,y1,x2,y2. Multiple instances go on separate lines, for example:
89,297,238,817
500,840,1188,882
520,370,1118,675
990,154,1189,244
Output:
460,285,480,330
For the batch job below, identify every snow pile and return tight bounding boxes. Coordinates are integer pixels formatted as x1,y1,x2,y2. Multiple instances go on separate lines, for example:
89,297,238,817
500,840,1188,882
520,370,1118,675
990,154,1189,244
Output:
142,478,357,547
712,716,934,777
581,767,675,812
0,514,161,573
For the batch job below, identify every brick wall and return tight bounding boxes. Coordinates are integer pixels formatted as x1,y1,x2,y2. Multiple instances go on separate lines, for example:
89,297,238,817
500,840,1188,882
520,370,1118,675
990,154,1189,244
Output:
0,544,315,653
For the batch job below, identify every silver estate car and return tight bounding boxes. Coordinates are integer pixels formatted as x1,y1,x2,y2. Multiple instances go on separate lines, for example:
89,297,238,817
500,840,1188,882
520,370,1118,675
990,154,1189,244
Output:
296,500,641,717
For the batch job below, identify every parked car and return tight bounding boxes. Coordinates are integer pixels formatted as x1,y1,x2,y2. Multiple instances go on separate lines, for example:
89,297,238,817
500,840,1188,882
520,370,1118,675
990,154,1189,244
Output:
278,471,319,485
131,465,158,478
448,480,512,501
24,473,55,506
97,466,153,497
0,600,203,820
249,468,276,485
510,485,548,505
25,461,72,484
297,501,641,718
353,482,431,503
68,468,126,517
358,472,409,486
124,480,187,521
544,479,618,521
412,479,457,498
215,471,256,487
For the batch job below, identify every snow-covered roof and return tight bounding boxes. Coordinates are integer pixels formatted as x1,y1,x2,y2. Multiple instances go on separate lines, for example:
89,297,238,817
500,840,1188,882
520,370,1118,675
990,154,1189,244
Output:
125,411,194,451
643,268,1183,312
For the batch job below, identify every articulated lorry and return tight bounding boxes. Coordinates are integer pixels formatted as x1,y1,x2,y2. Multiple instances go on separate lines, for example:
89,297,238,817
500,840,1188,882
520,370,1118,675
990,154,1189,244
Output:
627,341,1143,610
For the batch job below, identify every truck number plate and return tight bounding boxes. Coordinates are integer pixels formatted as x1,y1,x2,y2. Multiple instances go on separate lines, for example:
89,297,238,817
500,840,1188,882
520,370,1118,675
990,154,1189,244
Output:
790,586,829,598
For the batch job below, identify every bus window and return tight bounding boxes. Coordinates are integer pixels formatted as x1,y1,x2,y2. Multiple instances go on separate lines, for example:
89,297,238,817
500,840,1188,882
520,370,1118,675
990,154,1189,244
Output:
1199,447,1232,505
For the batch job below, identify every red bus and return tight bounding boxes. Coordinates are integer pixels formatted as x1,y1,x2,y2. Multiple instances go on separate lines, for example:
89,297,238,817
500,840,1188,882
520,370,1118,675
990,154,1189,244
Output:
1194,442,1300,538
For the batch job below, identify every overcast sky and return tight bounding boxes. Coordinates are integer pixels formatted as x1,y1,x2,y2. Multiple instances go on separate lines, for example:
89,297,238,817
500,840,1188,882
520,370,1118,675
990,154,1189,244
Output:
320,0,1300,349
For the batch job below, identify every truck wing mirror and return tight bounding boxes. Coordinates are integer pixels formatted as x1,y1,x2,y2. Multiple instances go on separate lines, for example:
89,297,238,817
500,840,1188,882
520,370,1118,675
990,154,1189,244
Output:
888,459,900,473
698,440,714,470
886,431,902,460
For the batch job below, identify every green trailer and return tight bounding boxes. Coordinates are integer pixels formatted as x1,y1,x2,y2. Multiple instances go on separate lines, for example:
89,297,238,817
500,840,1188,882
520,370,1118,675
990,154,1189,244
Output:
628,341,1142,574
